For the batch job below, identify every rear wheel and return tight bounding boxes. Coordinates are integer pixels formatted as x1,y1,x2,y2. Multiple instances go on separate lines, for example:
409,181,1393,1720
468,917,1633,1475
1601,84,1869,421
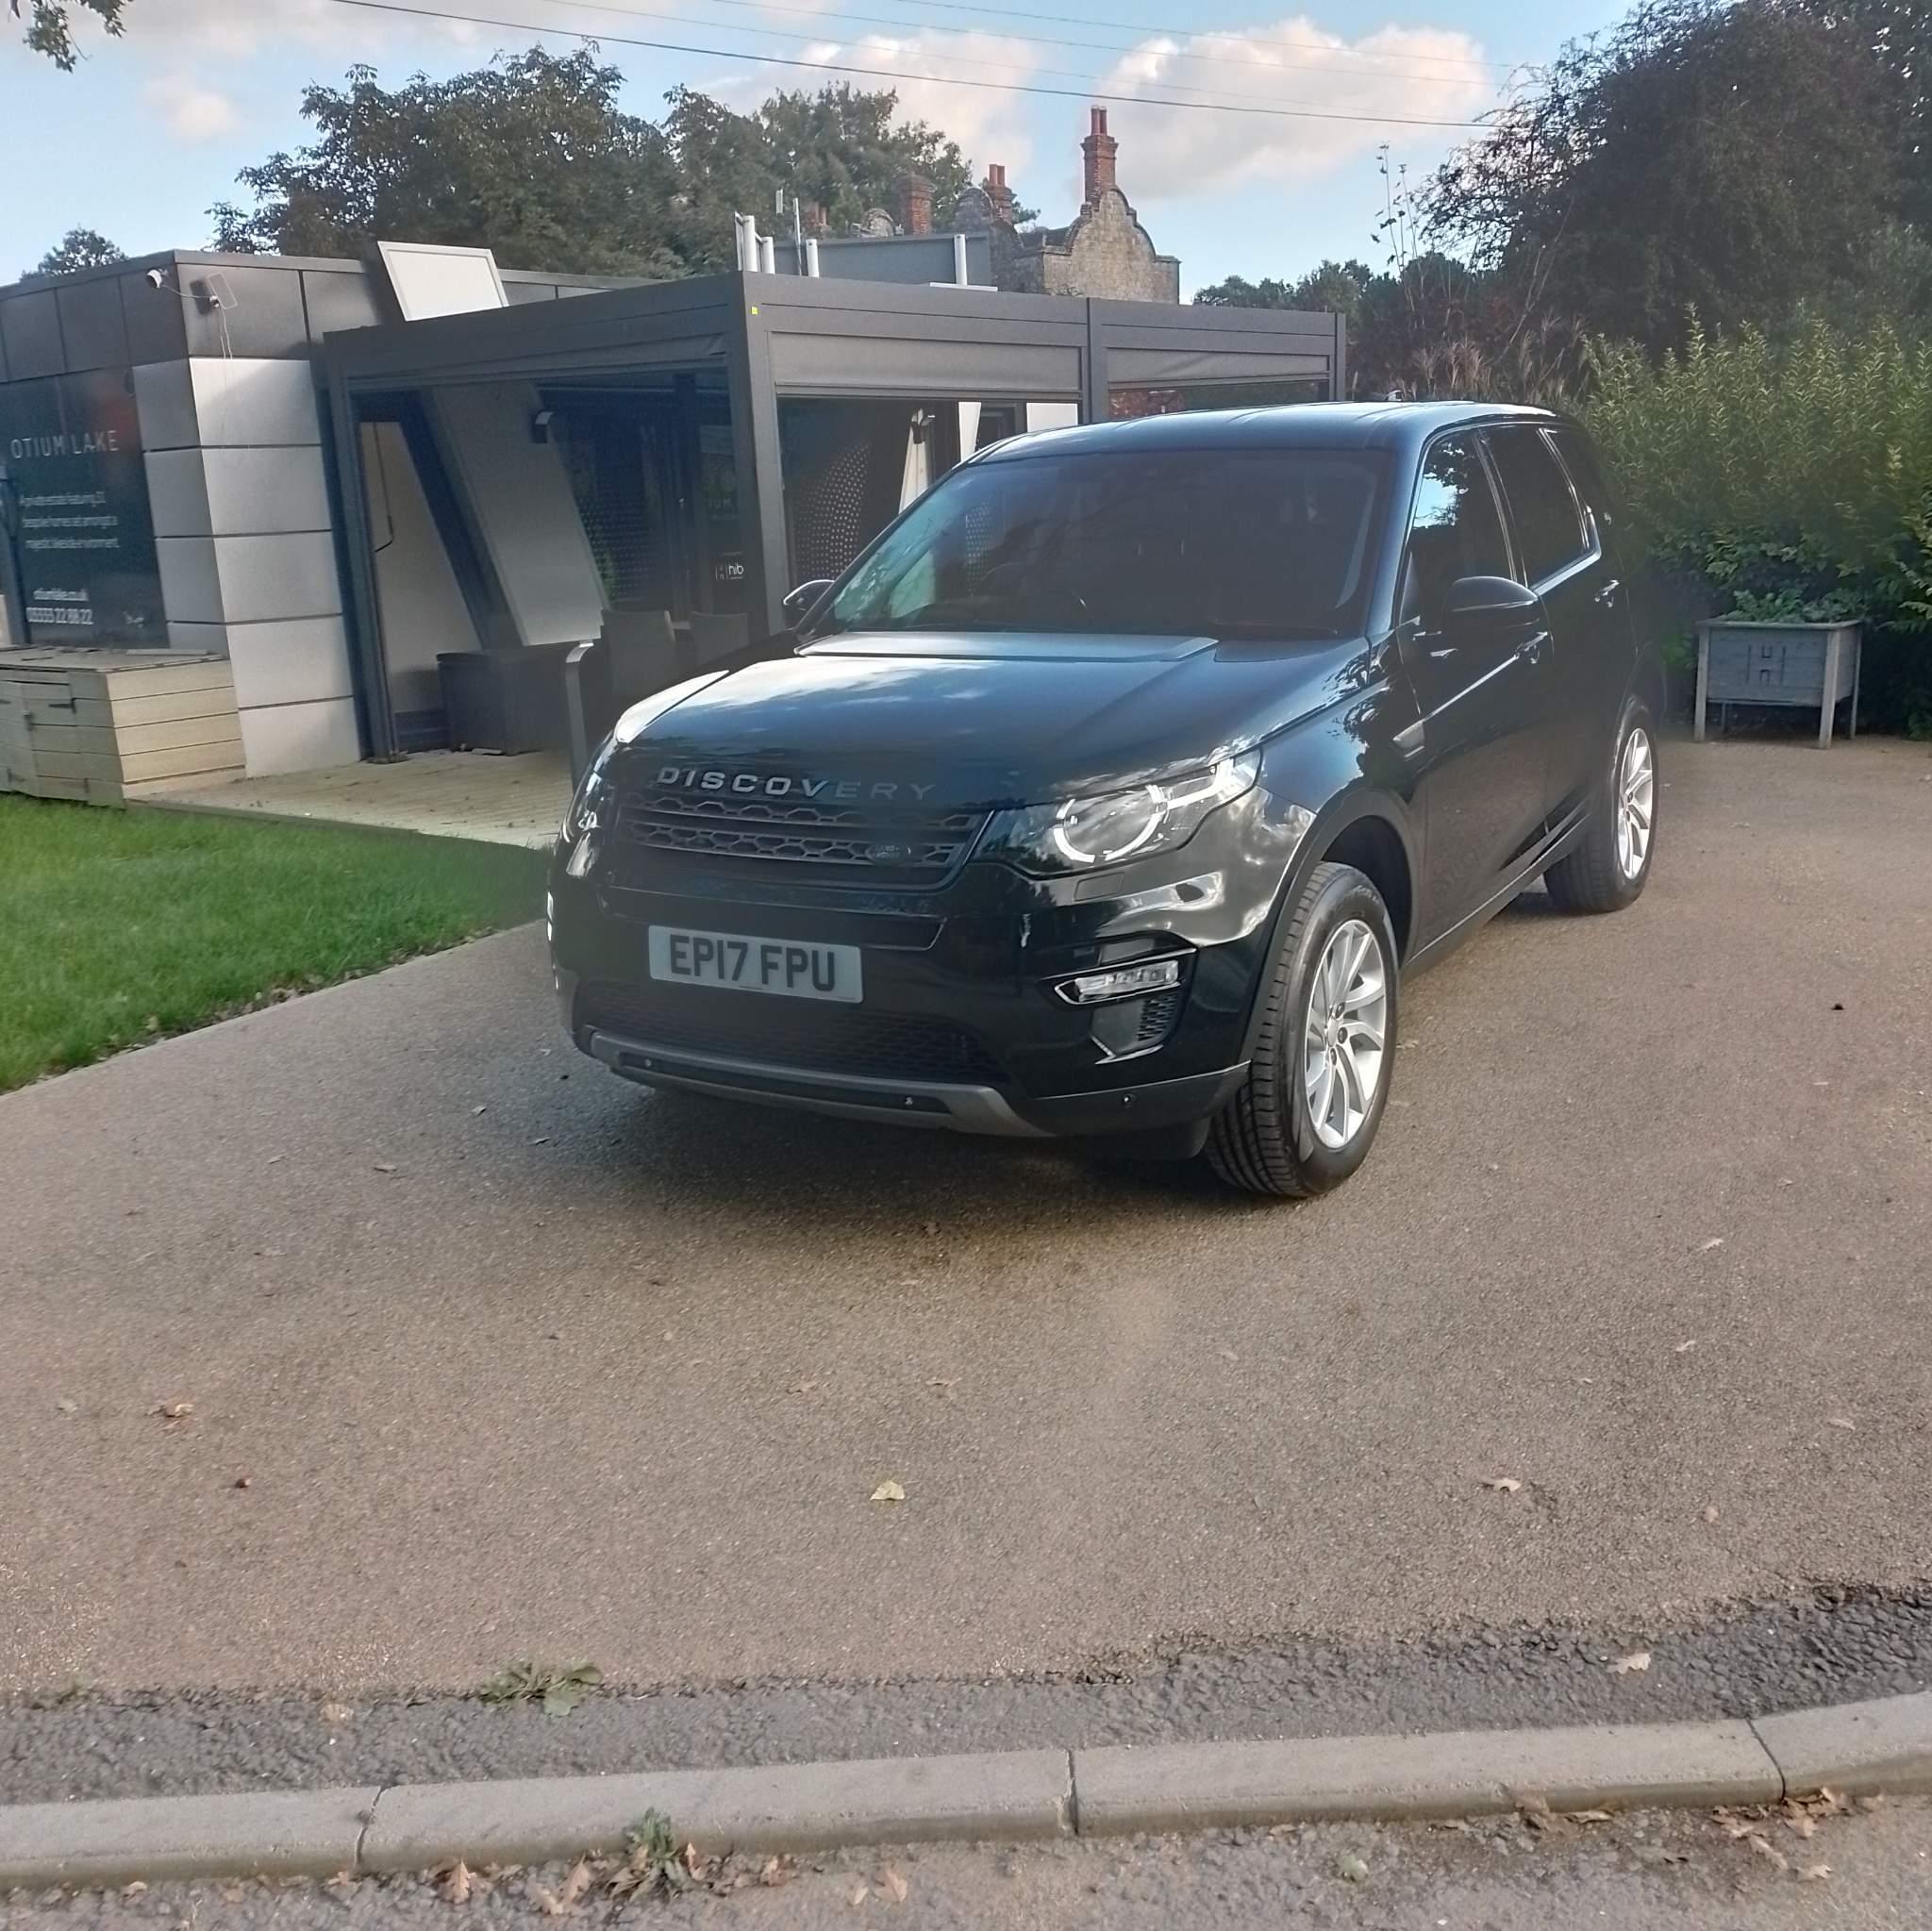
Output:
1204,861,1398,1198
1544,698,1657,914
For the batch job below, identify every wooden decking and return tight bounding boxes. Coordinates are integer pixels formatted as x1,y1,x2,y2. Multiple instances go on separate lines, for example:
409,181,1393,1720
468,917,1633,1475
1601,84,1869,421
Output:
163,749,573,849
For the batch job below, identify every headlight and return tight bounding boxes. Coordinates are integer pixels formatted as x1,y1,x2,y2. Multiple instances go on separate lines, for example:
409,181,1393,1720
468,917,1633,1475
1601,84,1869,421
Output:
981,751,1259,876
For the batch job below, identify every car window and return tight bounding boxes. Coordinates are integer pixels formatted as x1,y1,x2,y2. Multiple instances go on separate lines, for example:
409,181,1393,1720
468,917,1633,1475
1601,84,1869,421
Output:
1486,427,1591,586
820,448,1388,641
1404,435,1511,628
1548,427,1614,538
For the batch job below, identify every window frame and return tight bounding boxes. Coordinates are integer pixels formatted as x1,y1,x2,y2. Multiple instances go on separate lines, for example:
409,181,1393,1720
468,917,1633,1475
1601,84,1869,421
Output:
1481,424,1601,592
1396,427,1521,634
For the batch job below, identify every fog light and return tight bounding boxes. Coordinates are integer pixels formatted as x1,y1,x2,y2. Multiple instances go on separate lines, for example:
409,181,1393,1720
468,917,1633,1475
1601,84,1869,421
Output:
1058,957,1183,1006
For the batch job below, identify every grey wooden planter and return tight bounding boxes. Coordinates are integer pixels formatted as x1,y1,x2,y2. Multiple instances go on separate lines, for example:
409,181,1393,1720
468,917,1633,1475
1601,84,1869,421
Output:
1694,619,1862,747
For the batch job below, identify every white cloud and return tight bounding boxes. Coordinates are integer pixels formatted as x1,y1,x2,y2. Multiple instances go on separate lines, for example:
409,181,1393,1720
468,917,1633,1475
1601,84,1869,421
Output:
89,0,484,61
1096,16,1498,200
142,72,242,140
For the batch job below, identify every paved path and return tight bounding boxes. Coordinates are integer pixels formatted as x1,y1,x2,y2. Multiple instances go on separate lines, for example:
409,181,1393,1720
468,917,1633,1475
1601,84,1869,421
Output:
3,739,1929,1696
167,748,571,848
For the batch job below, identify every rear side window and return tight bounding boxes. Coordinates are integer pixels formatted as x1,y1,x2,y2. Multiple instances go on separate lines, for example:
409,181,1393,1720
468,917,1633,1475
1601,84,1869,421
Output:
1485,426,1591,585
1404,435,1511,627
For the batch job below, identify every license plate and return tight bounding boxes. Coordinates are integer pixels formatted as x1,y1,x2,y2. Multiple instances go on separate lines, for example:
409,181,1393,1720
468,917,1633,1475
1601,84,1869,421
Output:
647,926,862,1003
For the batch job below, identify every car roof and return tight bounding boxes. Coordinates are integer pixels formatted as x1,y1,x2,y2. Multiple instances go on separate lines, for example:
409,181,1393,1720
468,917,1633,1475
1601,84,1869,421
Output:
980,401,1565,467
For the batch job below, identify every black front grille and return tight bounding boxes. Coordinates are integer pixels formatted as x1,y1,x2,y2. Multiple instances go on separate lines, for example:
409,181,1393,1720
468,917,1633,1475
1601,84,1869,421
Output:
575,979,1007,1086
616,790,987,887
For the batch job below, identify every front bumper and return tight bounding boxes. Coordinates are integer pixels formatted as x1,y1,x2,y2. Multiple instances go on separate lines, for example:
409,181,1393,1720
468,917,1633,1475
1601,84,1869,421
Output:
549,790,1291,1141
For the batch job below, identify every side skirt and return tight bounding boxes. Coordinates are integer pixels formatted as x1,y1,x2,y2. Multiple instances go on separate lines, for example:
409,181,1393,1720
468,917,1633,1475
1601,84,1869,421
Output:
1404,807,1591,978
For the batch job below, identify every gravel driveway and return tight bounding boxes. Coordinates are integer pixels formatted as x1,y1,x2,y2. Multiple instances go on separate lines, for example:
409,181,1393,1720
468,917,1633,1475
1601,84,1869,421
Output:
2,738,1928,1699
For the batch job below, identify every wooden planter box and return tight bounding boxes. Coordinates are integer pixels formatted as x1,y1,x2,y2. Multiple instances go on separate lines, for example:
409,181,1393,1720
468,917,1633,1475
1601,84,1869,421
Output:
0,650,243,803
1694,619,1861,747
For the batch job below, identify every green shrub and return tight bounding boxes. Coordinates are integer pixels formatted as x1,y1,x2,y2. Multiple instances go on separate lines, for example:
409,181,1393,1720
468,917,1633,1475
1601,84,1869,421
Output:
1586,318,1932,734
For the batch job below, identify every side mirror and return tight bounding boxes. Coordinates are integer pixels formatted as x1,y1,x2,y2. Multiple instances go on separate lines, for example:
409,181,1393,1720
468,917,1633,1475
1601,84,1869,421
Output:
1443,574,1541,624
782,578,834,624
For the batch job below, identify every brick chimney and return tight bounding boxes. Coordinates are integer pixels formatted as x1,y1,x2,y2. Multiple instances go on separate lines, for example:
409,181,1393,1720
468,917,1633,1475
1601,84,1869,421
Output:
1081,107,1118,205
984,162,1016,225
895,173,934,236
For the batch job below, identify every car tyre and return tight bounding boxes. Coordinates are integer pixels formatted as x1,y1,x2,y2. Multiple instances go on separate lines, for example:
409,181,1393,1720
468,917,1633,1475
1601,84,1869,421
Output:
1204,861,1399,1198
1543,696,1657,915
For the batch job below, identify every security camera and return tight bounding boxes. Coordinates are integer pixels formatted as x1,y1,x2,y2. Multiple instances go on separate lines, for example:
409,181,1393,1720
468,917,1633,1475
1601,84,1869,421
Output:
146,268,167,289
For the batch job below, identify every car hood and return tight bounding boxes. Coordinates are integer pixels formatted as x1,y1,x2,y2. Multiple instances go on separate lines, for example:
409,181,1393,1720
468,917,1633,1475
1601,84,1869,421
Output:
610,629,1370,808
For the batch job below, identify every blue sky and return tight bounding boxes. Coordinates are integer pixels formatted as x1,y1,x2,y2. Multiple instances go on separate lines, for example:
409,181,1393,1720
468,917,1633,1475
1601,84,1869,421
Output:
6,0,1626,293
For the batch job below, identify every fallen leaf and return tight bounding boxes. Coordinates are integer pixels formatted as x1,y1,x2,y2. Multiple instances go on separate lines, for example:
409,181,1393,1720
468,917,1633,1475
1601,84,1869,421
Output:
543,1860,592,1914
1855,1794,1886,1813
878,1866,908,1904
758,1856,794,1889
1799,1863,1831,1882
1815,1788,1849,1814
154,1401,193,1422
870,1479,907,1504
232,1474,252,1490
1571,1809,1613,1824
1700,1237,1724,1252
1827,1416,1857,1431
122,1881,147,1898
1784,1812,1816,1839
1747,1833,1789,1871
56,1398,77,1414
849,1883,871,1906
926,1376,959,1390
373,1162,398,1174
320,1703,353,1725
1674,1340,1698,1354
266,1155,284,1165
1703,1505,1721,1523
922,1221,939,1237
1481,1477,1523,1494
1611,1651,1652,1674
471,1105,489,1116
1338,1854,1371,1884
438,1859,473,1905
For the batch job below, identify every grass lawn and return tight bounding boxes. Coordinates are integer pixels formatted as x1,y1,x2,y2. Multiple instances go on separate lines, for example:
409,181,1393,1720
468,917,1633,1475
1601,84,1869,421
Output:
0,796,547,1094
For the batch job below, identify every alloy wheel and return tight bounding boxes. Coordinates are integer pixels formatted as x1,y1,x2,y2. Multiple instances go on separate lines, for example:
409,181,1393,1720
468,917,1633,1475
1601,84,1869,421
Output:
1616,726,1655,881
1302,919,1388,1151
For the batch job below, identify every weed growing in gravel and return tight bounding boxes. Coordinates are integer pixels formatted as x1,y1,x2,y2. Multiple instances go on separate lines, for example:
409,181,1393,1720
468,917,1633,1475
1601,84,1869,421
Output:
476,1658,603,1717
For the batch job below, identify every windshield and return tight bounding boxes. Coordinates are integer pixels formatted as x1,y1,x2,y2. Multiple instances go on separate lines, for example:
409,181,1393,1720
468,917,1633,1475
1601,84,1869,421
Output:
818,445,1387,641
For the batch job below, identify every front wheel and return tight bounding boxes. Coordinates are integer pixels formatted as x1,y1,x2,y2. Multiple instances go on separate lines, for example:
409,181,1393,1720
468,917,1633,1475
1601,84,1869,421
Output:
1204,861,1399,1198
1544,699,1657,914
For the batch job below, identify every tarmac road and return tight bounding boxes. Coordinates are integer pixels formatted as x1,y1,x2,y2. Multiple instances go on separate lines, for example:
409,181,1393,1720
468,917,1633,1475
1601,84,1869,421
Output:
2,737,1928,1698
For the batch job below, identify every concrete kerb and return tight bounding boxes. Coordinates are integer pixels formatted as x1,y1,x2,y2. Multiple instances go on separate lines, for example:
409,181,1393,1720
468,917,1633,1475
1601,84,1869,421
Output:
2,1693,1927,1893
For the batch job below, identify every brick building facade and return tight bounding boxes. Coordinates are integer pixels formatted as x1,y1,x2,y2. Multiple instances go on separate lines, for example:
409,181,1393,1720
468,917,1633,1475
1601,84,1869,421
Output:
877,109,1182,305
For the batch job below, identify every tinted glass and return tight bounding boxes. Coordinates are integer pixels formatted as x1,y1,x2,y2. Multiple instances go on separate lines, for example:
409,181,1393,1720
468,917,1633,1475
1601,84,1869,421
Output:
1486,426,1591,584
820,448,1387,641
1405,435,1509,625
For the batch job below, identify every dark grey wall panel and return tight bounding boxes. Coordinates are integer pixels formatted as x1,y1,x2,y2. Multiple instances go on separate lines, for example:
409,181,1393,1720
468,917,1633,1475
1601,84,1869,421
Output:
122,275,191,366
768,328,1081,399
182,262,310,358
1107,346,1333,385
55,275,129,371
302,268,385,341
0,291,65,379
505,282,558,305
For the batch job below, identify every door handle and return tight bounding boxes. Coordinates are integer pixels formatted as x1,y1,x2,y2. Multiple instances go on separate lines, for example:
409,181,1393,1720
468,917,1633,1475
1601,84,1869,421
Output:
1520,630,1551,666
1593,578,1622,608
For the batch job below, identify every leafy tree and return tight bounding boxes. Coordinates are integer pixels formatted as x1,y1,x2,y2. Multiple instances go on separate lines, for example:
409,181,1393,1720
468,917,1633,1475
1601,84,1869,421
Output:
758,84,972,231
212,50,994,281
210,49,685,277
1801,0,1931,226
1423,0,1901,353
1195,261,1374,326
29,226,125,276
16,0,125,70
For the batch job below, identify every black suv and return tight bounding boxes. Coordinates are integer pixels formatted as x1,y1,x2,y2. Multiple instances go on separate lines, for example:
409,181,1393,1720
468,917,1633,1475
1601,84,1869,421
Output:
550,404,1659,1195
